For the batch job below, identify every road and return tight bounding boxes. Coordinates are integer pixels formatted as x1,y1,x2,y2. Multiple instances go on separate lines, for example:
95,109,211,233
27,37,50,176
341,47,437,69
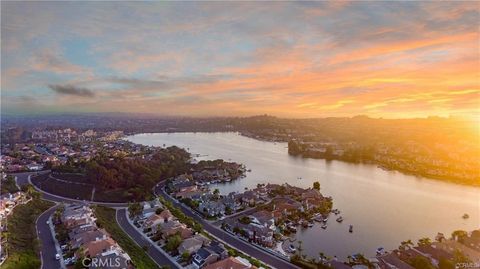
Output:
154,184,299,269
14,172,299,269
14,172,178,269
15,172,128,207
116,208,180,269
36,205,62,269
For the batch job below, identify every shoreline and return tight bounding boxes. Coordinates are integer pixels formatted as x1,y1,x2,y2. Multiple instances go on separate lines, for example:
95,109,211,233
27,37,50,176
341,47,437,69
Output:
125,131,480,188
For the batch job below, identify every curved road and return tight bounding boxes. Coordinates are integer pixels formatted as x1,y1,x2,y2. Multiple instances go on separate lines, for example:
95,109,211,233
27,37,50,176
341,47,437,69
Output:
36,205,62,269
154,184,299,269
15,172,299,269
16,172,128,207
15,172,177,269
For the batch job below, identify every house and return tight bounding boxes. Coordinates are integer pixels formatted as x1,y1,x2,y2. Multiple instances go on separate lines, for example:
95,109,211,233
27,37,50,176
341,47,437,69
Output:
175,189,208,200
199,201,226,217
192,241,228,268
461,231,480,252
206,241,228,260
143,214,164,231
192,248,219,268
238,191,258,207
271,197,303,218
64,217,90,229
301,189,323,200
413,245,454,266
433,240,480,263
246,224,274,247
70,229,107,249
249,210,275,231
83,238,116,257
221,195,241,212
177,234,210,255
203,256,257,269
161,221,193,239
377,253,414,269
158,209,174,223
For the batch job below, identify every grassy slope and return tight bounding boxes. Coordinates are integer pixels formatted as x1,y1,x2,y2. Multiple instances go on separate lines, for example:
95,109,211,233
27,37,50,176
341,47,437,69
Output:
93,206,159,269
0,199,54,269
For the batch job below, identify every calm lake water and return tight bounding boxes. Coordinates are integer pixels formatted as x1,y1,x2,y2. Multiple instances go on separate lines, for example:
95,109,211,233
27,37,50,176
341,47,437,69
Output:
126,132,479,259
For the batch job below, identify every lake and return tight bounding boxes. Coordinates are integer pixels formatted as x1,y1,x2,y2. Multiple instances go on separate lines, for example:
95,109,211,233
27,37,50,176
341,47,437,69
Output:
126,132,479,259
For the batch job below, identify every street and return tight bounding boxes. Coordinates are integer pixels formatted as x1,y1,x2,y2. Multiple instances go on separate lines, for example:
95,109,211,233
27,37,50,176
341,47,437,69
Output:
14,171,299,269
116,208,180,269
154,184,299,269
36,205,62,269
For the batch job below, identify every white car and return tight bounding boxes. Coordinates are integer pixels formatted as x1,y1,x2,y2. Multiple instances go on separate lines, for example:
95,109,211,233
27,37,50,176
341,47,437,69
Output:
46,221,50,225
55,254,60,260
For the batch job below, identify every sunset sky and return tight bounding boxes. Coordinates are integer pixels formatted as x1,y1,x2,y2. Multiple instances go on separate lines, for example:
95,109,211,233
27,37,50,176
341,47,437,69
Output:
2,1,479,119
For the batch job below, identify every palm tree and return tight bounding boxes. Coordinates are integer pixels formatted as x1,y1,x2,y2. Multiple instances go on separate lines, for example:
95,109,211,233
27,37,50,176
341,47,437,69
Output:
418,237,432,246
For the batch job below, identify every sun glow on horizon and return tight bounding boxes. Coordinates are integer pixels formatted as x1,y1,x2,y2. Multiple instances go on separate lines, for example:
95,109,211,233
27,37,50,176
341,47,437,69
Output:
1,1,479,119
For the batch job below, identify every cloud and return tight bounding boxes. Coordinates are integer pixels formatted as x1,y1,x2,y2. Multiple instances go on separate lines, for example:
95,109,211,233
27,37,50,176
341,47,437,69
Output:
49,84,95,97
1,2,479,118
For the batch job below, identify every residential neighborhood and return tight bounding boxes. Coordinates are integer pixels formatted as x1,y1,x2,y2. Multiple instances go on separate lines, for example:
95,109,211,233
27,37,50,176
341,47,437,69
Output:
128,198,266,269
0,187,29,266
53,203,133,268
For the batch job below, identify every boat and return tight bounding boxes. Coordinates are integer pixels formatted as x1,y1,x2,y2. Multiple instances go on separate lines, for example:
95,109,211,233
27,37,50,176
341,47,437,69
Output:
349,225,353,233
336,216,343,223
321,224,327,229
376,247,385,255
463,213,469,219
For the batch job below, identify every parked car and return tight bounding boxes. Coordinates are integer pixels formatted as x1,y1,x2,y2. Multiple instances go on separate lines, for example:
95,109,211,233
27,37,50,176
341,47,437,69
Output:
55,254,60,260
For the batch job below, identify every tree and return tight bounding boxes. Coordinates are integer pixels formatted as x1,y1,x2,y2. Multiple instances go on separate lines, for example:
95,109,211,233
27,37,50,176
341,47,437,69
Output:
418,237,431,246
165,234,183,252
438,258,455,269
239,216,251,224
213,188,220,200
452,249,470,264
25,185,41,200
451,230,468,242
128,202,142,219
313,181,320,191
181,251,190,262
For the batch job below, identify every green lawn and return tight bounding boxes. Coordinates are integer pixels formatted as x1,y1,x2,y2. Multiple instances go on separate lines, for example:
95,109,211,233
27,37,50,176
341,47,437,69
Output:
93,206,159,269
0,199,54,269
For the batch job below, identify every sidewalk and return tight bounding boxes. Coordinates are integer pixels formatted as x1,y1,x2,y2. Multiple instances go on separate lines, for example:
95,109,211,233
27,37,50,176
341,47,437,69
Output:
48,214,67,269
